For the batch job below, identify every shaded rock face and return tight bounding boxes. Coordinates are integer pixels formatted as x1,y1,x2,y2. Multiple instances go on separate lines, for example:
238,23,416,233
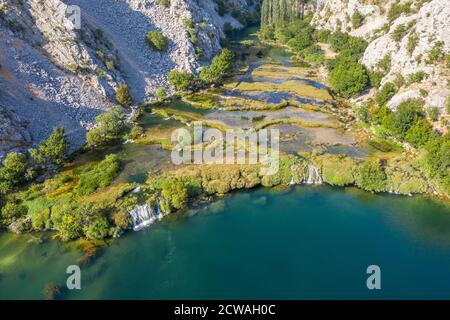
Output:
0,0,257,156
312,0,450,121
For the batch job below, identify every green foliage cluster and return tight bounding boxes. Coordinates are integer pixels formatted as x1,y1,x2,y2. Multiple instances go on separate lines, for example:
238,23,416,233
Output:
155,87,167,100
73,154,121,196
376,82,397,106
159,178,188,213
329,54,369,98
1,201,28,227
388,1,412,21
158,0,170,8
52,202,110,241
146,31,168,51
351,10,364,29
354,160,387,193
168,69,196,91
115,84,133,107
39,128,69,165
0,127,70,200
422,133,450,192
406,71,427,85
86,108,126,147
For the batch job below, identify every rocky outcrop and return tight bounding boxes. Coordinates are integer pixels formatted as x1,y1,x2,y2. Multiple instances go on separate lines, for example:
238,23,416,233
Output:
312,0,450,123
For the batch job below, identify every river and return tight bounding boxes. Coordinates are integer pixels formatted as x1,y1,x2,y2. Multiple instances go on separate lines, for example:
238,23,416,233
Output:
1,186,450,299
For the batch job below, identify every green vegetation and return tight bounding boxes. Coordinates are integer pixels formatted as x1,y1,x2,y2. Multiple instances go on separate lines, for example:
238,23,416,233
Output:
39,128,69,165
351,10,364,29
73,154,120,196
406,71,427,85
1,201,28,227
376,82,397,106
428,41,444,63
115,84,133,107
158,0,170,8
354,160,387,193
0,152,28,193
388,1,412,21
155,87,168,100
329,54,369,97
407,32,419,55
86,108,126,147
146,31,168,51
200,48,235,85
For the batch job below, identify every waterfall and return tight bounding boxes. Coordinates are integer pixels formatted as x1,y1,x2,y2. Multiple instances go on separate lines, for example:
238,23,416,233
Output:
306,164,323,185
388,183,394,194
129,202,162,231
289,177,295,185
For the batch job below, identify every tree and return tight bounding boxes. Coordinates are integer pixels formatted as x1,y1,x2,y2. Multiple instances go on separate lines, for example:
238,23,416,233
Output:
86,108,125,147
0,152,28,187
287,31,313,52
115,84,133,107
355,160,387,193
200,48,235,84
329,55,369,97
39,128,69,165
168,69,195,91
146,31,168,51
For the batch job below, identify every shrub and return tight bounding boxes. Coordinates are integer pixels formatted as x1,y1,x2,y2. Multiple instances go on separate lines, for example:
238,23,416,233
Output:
329,55,369,97
351,10,364,29
428,106,439,121
155,87,167,100
428,41,444,63
391,24,407,42
146,31,168,51
287,31,314,52
354,160,387,193
73,154,120,196
168,69,195,91
376,82,397,106
388,1,412,21
406,71,427,85
423,134,450,185
86,108,126,147
39,128,69,165
369,71,384,88
299,45,325,65
129,125,144,139
389,99,425,139
200,48,234,84
158,0,170,8
447,96,450,114
159,178,188,213
376,55,392,76
1,201,28,226
0,152,28,188
115,84,133,107
407,32,419,55
328,31,368,60
404,118,435,147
